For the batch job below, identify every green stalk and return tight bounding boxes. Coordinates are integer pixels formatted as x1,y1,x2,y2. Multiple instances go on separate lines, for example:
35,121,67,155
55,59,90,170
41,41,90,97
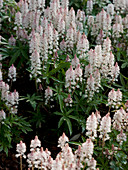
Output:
20,155,22,170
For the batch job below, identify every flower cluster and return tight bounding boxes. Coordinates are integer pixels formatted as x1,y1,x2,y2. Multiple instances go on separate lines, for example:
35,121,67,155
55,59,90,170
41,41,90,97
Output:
113,107,128,131
44,86,53,106
15,99,128,169
8,64,16,82
0,63,19,114
107,88,122,108
16,141,26,158
16,133,97,170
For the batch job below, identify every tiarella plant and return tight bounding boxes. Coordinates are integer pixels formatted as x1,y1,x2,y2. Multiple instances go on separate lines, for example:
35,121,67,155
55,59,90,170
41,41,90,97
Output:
0,0,127,169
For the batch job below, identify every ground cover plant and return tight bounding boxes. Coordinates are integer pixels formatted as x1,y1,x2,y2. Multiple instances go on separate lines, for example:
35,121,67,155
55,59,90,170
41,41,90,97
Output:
0,0,128,169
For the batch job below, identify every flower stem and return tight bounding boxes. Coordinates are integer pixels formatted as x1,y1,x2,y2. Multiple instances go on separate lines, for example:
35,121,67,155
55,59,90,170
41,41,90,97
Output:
20,155,22,170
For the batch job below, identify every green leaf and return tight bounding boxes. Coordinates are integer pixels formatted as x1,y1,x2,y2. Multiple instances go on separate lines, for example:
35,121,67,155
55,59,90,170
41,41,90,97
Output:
50,76,64,83
21,49,28,59
58,95,64,113
54,112,63,116
58,117,64,128
68,141,81,145
68,115,79,121
4,147,8,156
9,50,21,65
120,74,126,87
65,117,72,135
121,63,128,69
117,51,120,61
66,109,74,115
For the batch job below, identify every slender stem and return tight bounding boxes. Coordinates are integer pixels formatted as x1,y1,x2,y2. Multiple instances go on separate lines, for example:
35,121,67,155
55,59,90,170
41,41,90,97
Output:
20,155,22,170
41,162,42,170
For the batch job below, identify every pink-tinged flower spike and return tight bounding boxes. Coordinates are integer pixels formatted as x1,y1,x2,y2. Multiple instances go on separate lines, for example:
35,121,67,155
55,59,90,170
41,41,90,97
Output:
0,82,9,102
58,19,65,38
16,141,26,158
52,157,63,170
45,86,53,105
0,69,2,81
117,130,127,145
64,94,73,107
63,149,75,169
66,55,70,62
87,16,94,27
77,33,89,59
109,51,114,70
0,110,6,121
82,139,94,159
71,54,80,68
113,23,123,38
75,64,83,82
61,0,69,12
13,89,19,105
113,107,126,131
66,27,74,52
8,35,16,46
86,0,93,14
103,37,111,55
58,133,69,148
40,32,48,62
86,112,98,140
84,64,93,78
35,147,47,169
99,113,111,141
47,24,53,54
69,7,75,23
107,4,115,16
30,136,41,151
60,39,66,52
8,64,16,82
53,29,59,53
94,69,101,93
21,0,29,16
95,45,102,68
85,74,95,101
14,12,22,28
7,92,15,107
27,151,37,168
29,32,40,54
107,89,117,108
65,65,75,92
30,50,41,83
87,157,97,170
111,62,120,81
88,49,97,69
37,0,45,11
